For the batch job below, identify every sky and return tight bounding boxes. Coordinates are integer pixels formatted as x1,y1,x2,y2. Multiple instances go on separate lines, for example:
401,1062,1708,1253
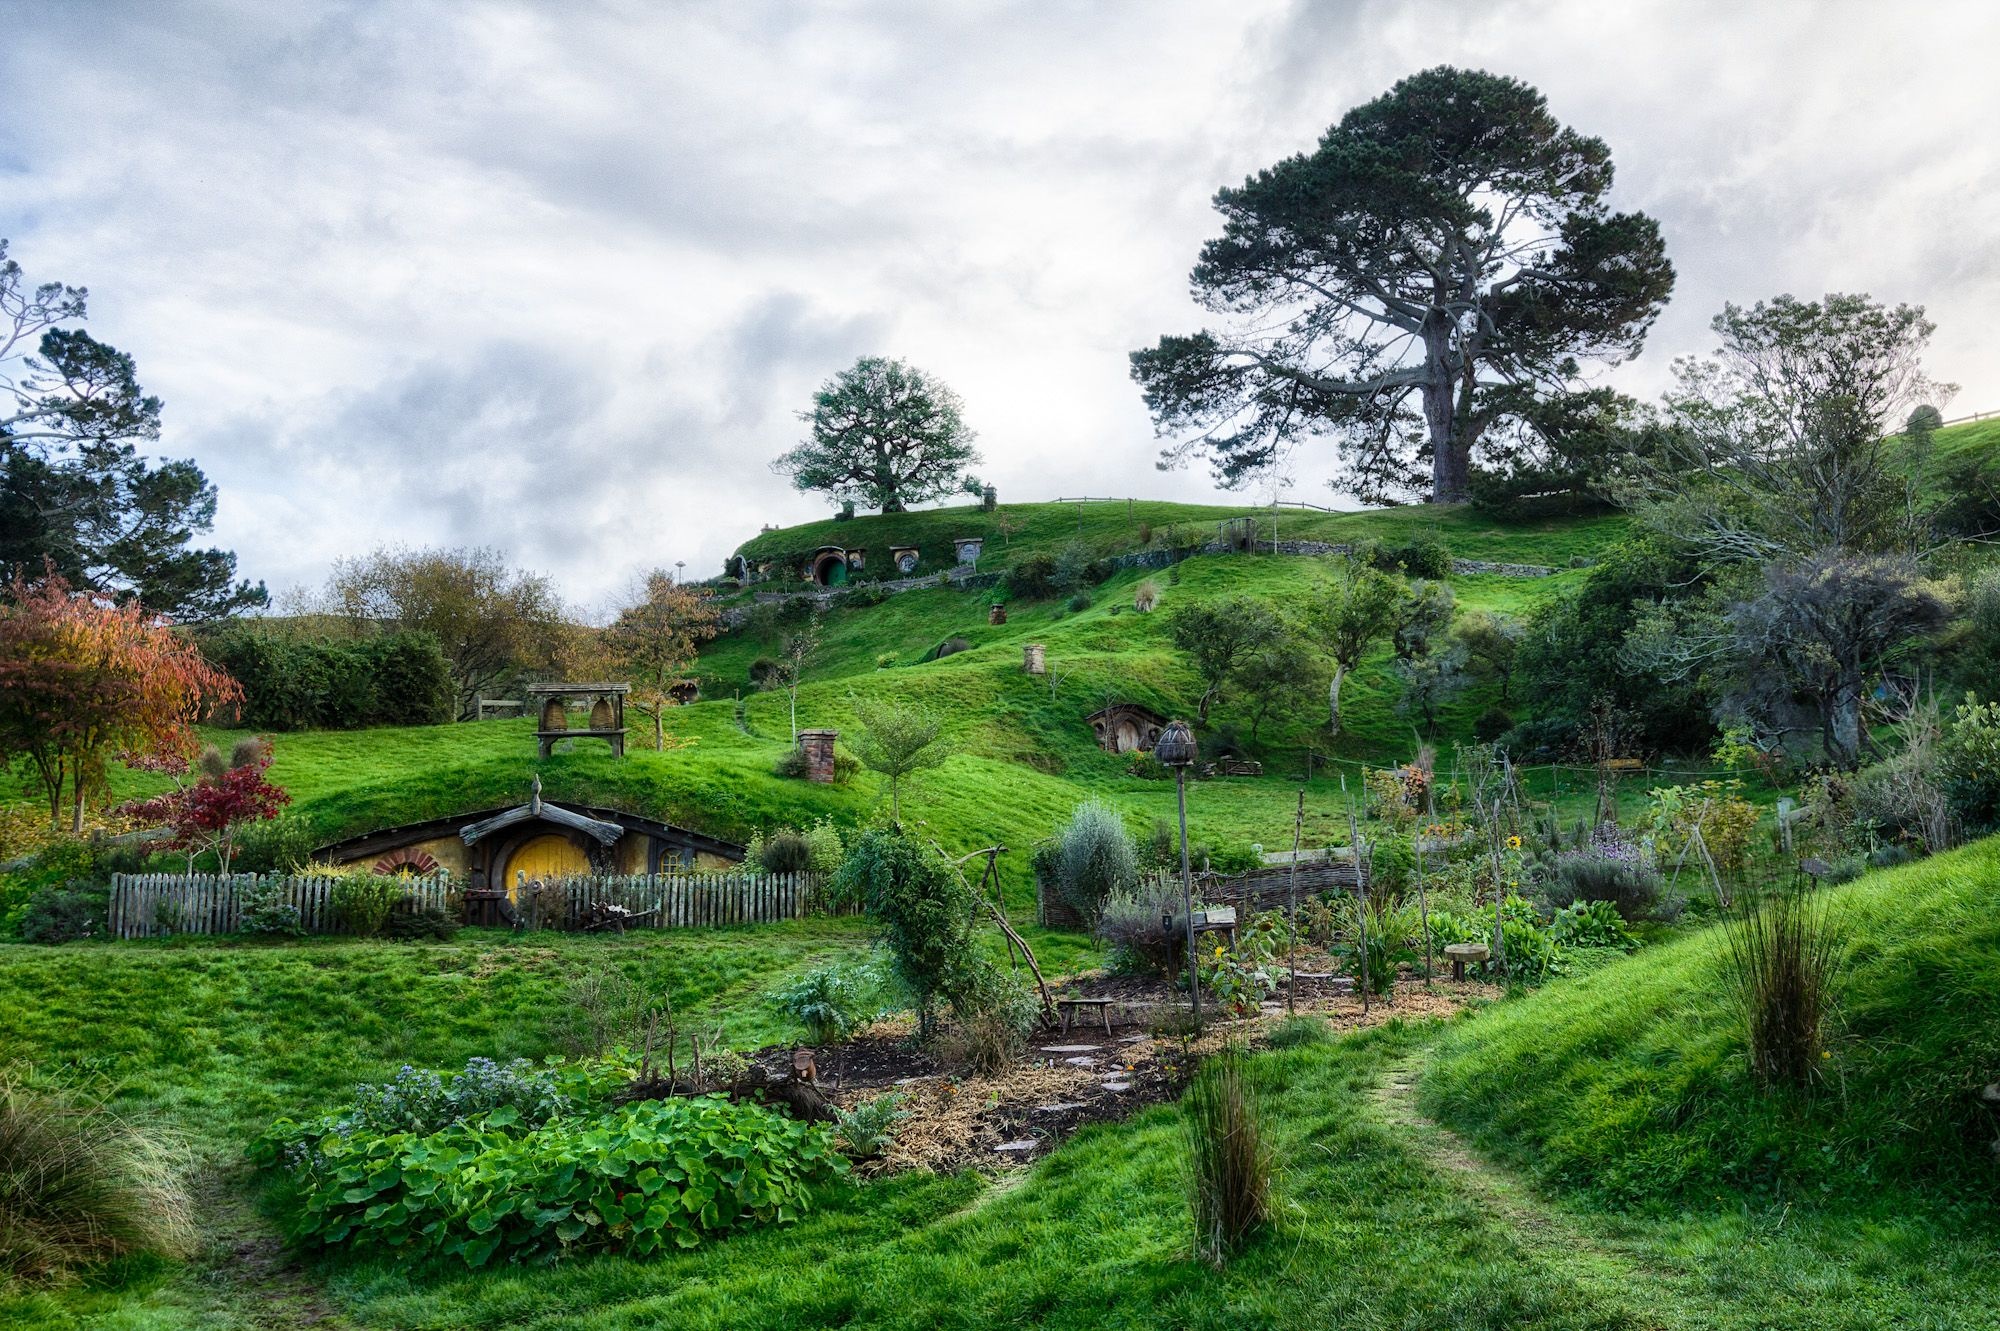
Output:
3,0,1996,612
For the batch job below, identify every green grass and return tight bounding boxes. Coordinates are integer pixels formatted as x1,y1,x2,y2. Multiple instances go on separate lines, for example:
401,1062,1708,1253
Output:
1420,836,2000,1209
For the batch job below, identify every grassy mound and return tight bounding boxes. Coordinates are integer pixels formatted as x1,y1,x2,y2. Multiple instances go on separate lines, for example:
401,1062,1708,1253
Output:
1420,837,2000,1208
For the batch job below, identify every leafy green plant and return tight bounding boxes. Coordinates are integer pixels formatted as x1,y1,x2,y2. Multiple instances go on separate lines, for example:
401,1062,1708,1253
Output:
833,1092,907,1158
1550,899,1637,951
256,1095,846,1266
0,1075,195,1278
331,875,402,938
18,880,109,944
1199,912,1284,1016
1055,799,1139,921
831,829,974,1040
773,963,873,1045
238,875,304,937
1332,897,1416,997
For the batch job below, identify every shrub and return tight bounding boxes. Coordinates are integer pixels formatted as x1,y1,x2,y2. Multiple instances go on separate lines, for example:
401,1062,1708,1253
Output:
1134,579,1160,613
1550,899,1637,951
1544,833,1663,922
1097,877,1184,976
238,876,305,937
232,809,318,875
771,747,810,779
1181,1047,1271,1267
553,967,644,1057
800,818,845,878
1066,591,1093,613
1495,715,1580,762
1370,535,1451,579
382,906,458,942
1473,707,1515,743
1939,693,2000,836
1200,911,1286,1015
1055,799,1139,921
1331,897,1416,997
256,1096,846,1267
331,876,402,938
199,628,454,730
1007,554,1059,599
842,582,891,609
774,963,872,1045
759,831,814,874
832,830,974,1040
325,1057,578,1141
1723,887,1840,1090
833,1093,907,1158
18,880,109,944
941,963,1040,1075
0,1078,195,1278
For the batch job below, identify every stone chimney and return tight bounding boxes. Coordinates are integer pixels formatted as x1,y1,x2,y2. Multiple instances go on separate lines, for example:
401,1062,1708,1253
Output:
796,729,838,783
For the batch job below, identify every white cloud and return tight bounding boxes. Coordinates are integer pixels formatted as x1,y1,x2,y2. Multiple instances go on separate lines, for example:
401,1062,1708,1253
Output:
2,0,1994,603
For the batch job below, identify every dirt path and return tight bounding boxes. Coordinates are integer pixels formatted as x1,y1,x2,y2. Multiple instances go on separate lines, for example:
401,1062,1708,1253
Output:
187,1162,352,1330
1370,1054,1684,1328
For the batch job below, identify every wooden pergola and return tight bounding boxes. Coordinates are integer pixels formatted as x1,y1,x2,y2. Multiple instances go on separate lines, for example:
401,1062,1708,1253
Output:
527,682,629,759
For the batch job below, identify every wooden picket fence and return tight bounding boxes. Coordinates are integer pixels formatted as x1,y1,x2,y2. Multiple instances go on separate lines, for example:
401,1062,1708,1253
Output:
106,870,825,940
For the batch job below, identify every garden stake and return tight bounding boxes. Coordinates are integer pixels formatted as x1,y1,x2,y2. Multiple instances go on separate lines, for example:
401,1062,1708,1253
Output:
1344,784,1370,1017
1286,789,1304,1015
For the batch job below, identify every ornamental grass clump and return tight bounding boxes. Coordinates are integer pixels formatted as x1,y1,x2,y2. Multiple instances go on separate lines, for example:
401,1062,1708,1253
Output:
0,1077,195,1280
1181,1047,1271,1267
1724,886,1841,1091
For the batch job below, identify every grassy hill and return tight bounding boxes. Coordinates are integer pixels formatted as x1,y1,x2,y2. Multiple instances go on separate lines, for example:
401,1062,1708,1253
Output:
1420,836,2000,1208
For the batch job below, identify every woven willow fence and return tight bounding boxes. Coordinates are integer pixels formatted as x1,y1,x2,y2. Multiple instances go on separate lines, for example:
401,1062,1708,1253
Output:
106,870,823,940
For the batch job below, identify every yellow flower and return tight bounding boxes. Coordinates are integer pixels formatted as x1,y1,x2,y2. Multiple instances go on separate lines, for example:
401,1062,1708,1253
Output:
1506,835,1522,850
1213,945,1225,958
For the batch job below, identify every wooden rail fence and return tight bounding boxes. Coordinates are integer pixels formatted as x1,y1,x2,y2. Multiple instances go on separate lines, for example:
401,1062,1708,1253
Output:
106,871,824,940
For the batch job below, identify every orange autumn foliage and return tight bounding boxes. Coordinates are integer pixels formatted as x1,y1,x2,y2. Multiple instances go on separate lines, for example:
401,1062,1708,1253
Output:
0,573,240,831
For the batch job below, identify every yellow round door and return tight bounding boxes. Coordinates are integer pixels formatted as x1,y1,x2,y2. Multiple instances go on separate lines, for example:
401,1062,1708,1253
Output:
502,834,591,899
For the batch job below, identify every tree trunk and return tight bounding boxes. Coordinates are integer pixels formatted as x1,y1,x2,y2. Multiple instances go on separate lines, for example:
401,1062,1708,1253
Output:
1328,663,1348,735
70,779,85,835
654,710,665,751
1828,680,1864,770
1421,323,1470,504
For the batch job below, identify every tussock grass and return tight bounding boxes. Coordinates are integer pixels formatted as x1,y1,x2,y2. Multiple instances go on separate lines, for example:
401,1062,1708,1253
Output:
1724,885,1840,1090
1181,1046,1272,1265
0,1077,194,1280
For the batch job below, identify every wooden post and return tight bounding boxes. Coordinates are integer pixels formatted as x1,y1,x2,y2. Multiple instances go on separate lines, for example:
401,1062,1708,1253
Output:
1285,790,1303,1016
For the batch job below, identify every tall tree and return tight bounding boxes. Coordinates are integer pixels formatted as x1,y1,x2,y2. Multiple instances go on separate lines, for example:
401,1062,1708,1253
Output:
772,357,982,514
1632,294,1951,562
1453,608,1523,702
1132,66,1673,504
318,546,568,719
1303,561,1403,735
1166,596,1285,723
0,572,239,830
606,571,720,750
0,242,265,620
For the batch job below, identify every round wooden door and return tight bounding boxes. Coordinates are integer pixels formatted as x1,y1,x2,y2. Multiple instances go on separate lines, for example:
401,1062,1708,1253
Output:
503,834,590,899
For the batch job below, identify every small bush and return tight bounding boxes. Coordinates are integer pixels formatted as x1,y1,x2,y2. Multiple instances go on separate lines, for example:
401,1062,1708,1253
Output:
238,876,305,937
1724,887,1840,1091
553,966,644,1057
771,747,810,779
1134,579,1160,613
1066,591,1093,613
1265,1016,1332,1049
233,809,319,875
833,1092,907,1158
18,881,109,944
1550,899,1637,951
1097,877,1184,976
1370,536,1451,579
760,831,814,874
842,582,891,608
774,963,872,1045
1181,1047,1271,1267
331,876,402,937
942,963,1040,1075
0,1077,195,1278
1055,799,1139,921
1007,553,1059,599
1473,707,1515,743
1543,827,1662,921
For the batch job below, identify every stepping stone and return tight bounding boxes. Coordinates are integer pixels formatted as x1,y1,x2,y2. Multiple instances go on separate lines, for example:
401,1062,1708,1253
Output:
1034,1102,1086,1113
1101,1080,1132,1092
892,1076,932,1086
993,1140,1037,1153
1063,1056,1097,1068
1118,1034,1147,1044
1040,1044,1098,1054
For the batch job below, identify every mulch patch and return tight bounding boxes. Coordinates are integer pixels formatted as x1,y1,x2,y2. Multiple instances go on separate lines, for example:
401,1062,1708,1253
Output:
746,968,1499,1176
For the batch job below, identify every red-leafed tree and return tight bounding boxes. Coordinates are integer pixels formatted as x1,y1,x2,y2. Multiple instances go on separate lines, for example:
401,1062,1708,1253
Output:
0,571,240,831
122,738,288,874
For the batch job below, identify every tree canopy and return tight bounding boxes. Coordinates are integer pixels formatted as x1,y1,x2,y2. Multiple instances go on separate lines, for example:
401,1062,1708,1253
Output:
0,241,265,620
773,357,982,514
1132,66,1673,504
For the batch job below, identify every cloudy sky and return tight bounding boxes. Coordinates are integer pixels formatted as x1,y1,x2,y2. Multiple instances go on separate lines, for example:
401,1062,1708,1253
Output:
4,0,1996,610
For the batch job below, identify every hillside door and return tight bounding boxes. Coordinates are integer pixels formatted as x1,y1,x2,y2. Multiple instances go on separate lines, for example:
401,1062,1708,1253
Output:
503,834,590,899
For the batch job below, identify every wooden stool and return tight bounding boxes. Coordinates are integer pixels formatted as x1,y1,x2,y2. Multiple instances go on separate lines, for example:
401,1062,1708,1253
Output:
1444,942,1489,982
1057,996,1116,1036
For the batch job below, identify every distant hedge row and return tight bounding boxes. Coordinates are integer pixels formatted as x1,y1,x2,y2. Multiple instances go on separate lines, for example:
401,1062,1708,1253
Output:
201,629,456,731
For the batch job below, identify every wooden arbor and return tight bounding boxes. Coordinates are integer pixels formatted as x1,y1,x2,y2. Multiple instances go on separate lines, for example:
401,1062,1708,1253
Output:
528,682,629,759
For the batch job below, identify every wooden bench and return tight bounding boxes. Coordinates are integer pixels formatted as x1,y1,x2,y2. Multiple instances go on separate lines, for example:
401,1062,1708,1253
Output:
1056,996,1116,1036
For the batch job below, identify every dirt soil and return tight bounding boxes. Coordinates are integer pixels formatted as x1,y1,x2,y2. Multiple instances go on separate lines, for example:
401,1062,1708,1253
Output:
749,965,1499,1175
